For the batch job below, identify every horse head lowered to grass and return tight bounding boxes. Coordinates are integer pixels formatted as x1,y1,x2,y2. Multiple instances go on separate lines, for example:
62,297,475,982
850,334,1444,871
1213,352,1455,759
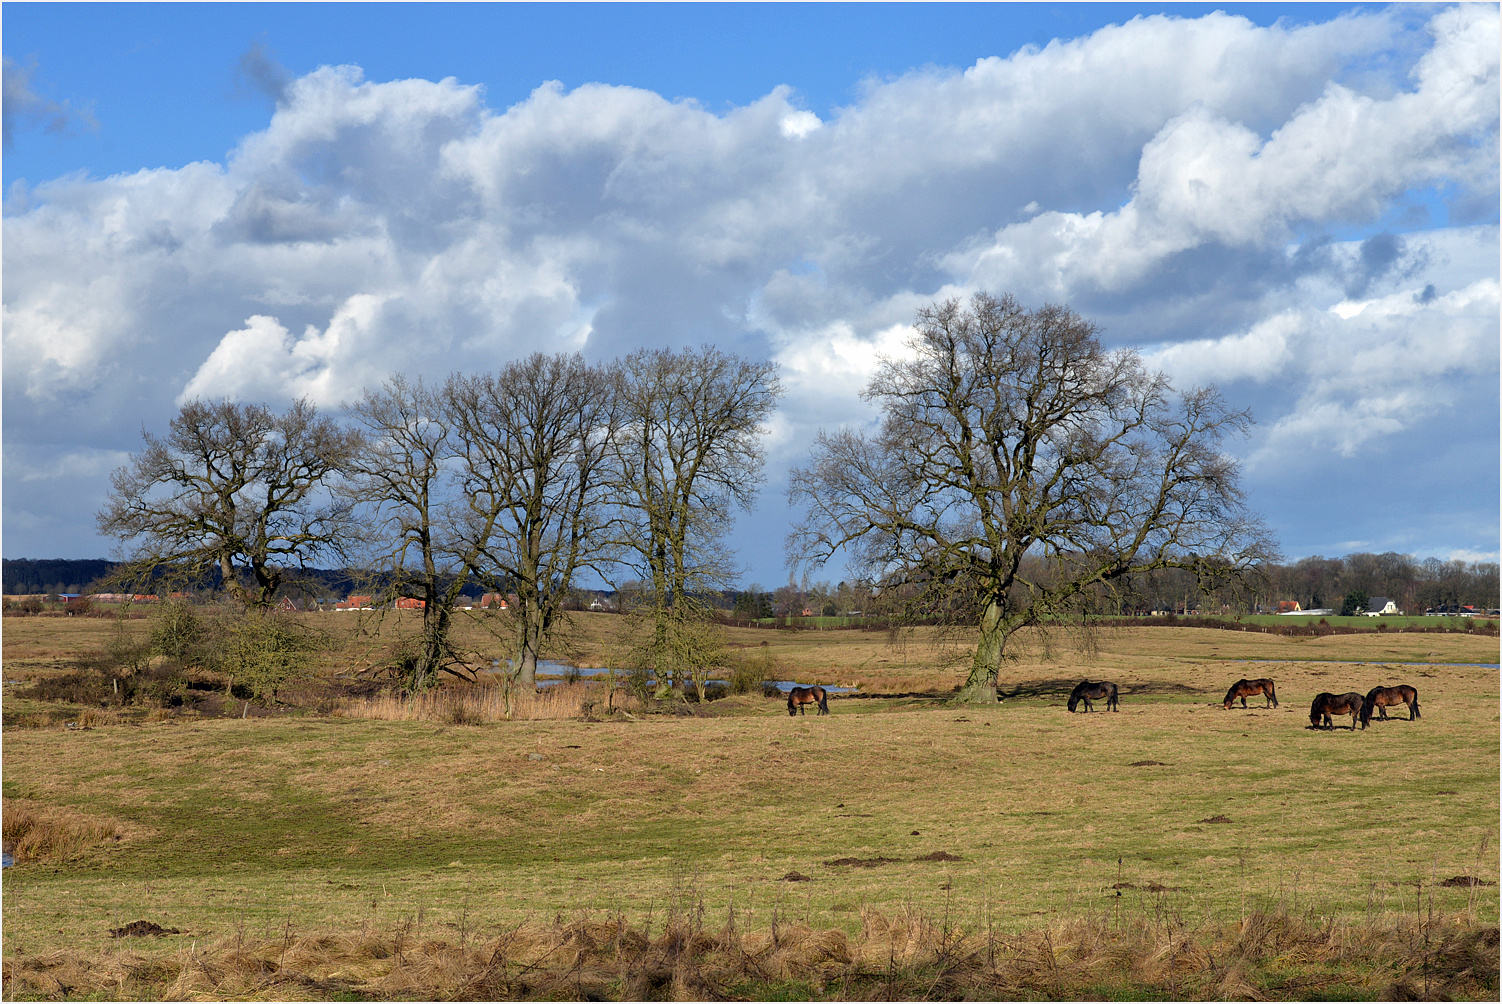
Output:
1222,678,1278,709
1310,692,1365,730
1067,680,1118,713
1361,684,1420,726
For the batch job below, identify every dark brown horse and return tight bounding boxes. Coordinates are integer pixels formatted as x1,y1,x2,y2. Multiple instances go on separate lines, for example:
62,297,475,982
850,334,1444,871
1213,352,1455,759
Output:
1067,680,1119,713
1310,692,1366,730
1361,685,1420,725
1222,678,1279,709
787,685,829,716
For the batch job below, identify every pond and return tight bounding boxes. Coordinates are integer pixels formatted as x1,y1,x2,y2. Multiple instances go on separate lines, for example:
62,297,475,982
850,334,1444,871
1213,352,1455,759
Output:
488,660,857,693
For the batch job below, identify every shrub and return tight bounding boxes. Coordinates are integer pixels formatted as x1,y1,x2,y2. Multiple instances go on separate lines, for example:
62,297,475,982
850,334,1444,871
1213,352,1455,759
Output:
218,610,322,703
727,649,777,695
24,671,115,707
150,599,205,665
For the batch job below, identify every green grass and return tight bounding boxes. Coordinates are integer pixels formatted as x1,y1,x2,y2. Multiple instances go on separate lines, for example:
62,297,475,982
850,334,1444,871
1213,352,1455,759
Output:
2,620,1497,1000
4,679,1496,959
1198,613,1499,634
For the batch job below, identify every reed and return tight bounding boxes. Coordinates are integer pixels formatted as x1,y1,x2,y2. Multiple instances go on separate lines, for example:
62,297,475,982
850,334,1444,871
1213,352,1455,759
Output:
1,901,1494,1001
331,680,611,723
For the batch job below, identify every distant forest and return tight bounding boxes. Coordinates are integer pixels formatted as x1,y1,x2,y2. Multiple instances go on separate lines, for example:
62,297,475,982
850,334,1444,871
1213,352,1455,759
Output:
5,552,1497,615
0,559,383,600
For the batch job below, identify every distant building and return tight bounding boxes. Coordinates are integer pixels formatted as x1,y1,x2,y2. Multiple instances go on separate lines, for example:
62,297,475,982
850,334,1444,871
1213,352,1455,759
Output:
1363,597,1400,616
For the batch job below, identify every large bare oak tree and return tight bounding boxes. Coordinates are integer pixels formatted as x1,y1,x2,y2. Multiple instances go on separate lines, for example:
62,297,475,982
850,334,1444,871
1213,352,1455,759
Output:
609,346,781,696
346,375,476,691
448,354,620,690
98,399,361,608
789,293,1276,702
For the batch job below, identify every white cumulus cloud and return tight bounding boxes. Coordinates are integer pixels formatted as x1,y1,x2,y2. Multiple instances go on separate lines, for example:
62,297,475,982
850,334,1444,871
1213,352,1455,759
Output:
2,6,1496,571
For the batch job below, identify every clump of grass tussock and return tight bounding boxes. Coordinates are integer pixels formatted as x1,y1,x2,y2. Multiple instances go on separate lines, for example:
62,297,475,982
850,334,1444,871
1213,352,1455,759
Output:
4,906,1495,1001
331,680,611,724
1,799,136,863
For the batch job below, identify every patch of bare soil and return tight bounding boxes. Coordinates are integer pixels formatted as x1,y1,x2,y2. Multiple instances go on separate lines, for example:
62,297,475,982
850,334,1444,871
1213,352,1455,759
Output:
1130,760,1169,766
782,871,811,882
109,920,180,938
1111,882,1185,893
1198,815,1233,824
823,851,964,867
1440,875,1496,888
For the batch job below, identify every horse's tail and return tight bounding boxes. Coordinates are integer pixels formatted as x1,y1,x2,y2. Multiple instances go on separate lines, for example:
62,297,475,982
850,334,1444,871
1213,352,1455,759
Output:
1267,681,1278,708
818,689,829,715
1359,695,1373,728
1410,688,1421,719
1107,682,1119,711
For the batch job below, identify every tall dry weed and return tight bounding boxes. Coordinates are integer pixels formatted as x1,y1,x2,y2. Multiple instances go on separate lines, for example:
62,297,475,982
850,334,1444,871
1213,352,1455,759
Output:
1,903,1496,1001
1,799,131,863
332,680,611,723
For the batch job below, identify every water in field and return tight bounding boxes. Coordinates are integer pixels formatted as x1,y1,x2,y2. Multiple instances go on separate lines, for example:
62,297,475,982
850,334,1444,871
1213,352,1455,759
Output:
1234,659,1499,668
499,659,856,693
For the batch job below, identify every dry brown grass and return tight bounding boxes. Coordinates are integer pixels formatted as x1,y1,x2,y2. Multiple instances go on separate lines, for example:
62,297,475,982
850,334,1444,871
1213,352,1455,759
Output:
331,680,621,723
1,905,1494,1001
1,799,139,864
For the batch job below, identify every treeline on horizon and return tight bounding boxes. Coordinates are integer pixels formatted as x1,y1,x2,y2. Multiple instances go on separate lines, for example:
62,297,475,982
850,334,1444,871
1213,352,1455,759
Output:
6,551,1498,616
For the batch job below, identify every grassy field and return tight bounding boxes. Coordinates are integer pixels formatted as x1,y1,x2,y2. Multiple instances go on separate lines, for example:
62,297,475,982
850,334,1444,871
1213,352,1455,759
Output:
2,614,1498,999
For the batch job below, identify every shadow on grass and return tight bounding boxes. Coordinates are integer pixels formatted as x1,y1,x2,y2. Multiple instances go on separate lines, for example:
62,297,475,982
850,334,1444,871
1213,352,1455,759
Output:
999,677,1204,701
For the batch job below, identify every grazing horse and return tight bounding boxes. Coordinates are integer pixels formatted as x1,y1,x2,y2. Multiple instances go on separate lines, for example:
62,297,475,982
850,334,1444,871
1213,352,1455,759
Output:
1361,684,1420,726
1067,680,1119,713
1222,678,1279,710
787,685,829,716
1309,692,1366,730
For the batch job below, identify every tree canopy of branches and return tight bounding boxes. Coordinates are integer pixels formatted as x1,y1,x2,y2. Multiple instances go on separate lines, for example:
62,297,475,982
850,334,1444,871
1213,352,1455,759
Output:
449,354,620,690
346,375,475,692
98,399,362,609
789,293,1276,702
610,346,781,696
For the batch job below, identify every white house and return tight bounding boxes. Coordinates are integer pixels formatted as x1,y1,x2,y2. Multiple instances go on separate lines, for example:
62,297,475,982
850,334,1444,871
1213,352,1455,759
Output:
1364,597,1401,616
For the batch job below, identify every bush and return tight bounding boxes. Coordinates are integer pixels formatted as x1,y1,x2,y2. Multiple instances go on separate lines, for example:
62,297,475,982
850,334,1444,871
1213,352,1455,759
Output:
727,649,777,695
219,611,322,703
24,671,115,707
150,599,205,665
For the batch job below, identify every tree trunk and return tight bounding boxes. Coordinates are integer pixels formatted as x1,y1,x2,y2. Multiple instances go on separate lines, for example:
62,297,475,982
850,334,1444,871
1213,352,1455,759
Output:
958,598,1006,703
517,645,538,690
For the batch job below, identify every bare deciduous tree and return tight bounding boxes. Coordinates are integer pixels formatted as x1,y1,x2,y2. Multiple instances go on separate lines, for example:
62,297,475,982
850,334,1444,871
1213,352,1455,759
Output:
346,375,475,692
98,399,361,609
609,346,781,698
789,293,1276,702
448,354,619,690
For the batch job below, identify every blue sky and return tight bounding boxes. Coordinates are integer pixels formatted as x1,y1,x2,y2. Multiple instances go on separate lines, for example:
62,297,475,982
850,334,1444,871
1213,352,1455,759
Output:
5,3,1360,188
4,3,1498,587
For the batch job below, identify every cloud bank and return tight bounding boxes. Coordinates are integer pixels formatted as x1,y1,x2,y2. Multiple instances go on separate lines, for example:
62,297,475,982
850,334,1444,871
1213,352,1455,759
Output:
4,6,1497,572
